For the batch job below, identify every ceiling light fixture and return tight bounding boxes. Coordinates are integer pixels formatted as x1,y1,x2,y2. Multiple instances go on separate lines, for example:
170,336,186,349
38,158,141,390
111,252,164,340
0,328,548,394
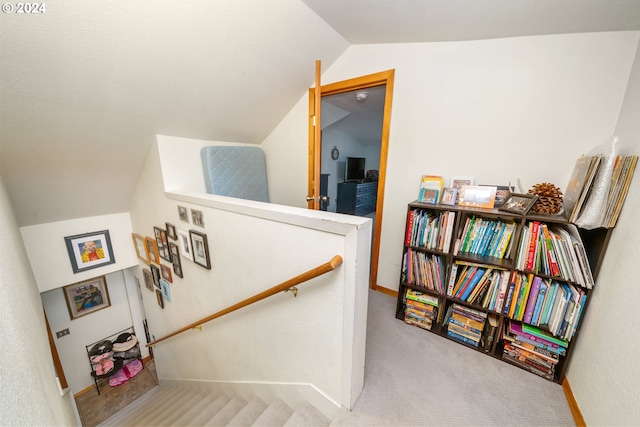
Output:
355,91,369,102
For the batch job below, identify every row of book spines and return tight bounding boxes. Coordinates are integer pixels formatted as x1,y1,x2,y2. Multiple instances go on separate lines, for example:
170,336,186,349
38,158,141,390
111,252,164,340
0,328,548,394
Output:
402,249,446,294
507,320,568,350
503,274,584,341
446,263,510,312
405,209,456,252
456,216,516,259
515,221,594,289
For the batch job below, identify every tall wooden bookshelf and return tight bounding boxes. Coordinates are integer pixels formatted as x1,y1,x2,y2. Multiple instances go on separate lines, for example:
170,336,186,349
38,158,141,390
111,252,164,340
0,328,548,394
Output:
395,200,612,384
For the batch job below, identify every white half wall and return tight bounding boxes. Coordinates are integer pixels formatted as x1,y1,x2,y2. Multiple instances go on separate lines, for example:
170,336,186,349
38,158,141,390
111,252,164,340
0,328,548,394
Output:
261,31,640,293
567,39,640,425
129,139,371,411
20,212,138,292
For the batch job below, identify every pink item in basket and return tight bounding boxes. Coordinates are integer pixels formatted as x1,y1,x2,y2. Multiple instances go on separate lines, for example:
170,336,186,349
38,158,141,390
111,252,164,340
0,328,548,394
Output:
108,359,143,387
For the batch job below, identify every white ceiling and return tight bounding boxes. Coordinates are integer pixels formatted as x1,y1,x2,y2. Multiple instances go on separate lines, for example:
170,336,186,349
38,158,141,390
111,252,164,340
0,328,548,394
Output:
2,0,640,226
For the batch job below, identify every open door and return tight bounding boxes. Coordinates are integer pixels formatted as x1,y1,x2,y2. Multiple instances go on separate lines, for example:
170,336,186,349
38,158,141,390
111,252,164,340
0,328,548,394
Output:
308,69,395,290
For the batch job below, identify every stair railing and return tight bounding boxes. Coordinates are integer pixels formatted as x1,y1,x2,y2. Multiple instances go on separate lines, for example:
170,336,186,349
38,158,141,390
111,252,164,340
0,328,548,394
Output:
146,255,343,347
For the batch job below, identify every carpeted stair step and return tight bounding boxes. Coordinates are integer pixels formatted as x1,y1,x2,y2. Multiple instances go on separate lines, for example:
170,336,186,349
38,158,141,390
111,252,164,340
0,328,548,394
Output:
252,397,295,427
98,385,163,426
154,390,210,427
283,401,331,427
135,386,197,426
169,392,218,426
226,396,268,426
187,393,231,426
203,395,248,426
101,385,182,426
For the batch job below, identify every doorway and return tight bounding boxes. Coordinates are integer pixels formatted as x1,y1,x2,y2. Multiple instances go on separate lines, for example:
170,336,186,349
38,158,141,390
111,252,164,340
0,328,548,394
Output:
308,70,395,290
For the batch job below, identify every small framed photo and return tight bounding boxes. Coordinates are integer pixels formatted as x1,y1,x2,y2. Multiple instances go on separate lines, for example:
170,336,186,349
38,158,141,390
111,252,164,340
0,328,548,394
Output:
190,229,211,269
450,176,475,190
64,230,115,274
499,193,539,215
132,233,150,265
178,206,189,223
440,188,458,206
177,229,193,262
491,185,514,208
63,276,110,320
159,278,172,302
150,264,161,288
142,268,154,291
145,237,160,264
458,185,497,208
169,242,183,279
154,226,172,263
156,289,164,308
160,264,173,283
191,209,205,227
166,222,177,240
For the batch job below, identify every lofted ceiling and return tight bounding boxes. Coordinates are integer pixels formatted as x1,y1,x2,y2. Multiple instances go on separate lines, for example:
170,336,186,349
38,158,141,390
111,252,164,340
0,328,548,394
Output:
2,0,640,227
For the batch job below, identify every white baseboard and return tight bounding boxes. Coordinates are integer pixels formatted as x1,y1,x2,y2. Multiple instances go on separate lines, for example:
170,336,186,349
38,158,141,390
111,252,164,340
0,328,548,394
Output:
159,377,343,420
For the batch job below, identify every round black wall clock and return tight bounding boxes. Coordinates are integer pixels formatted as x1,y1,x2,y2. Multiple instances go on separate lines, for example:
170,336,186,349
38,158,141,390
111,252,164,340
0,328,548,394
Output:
331,146,340,160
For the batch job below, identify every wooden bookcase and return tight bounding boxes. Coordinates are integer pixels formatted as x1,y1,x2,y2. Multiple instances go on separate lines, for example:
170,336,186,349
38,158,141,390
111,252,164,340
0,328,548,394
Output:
395,200,612,384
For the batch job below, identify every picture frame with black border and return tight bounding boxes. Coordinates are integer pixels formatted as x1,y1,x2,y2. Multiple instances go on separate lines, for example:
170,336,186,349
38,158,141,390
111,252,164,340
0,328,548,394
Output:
165,222,177,240
154,226,172,263
150,264,161,288
169,242,183,278
190,229,211,269
64,230,115,274
499,193,539,215
156,289,164,308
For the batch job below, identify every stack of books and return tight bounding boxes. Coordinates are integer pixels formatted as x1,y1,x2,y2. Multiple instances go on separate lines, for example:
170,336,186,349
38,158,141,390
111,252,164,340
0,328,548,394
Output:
445,303,487,347
502,321,567,381
404,289,439,331
603,154,638,227
446,261,511,311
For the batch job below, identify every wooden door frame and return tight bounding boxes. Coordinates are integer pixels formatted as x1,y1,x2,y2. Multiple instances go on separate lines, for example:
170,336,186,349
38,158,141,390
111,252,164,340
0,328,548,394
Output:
308,69,395,290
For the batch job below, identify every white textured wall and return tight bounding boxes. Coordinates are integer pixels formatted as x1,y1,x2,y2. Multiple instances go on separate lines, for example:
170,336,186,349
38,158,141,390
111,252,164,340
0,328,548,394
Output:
41,270,136,393
0,178,77,426
20,213,138,292
568,40,640,425
129,139,370,409
262,31,639,292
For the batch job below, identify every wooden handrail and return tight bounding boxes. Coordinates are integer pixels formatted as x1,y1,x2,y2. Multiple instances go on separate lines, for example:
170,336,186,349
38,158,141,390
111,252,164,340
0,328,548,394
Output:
146,255,343,347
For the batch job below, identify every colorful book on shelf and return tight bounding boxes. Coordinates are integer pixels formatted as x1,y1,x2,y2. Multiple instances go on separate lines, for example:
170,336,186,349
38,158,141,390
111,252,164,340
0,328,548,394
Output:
531,280,548,326
418,175,444,204
458,268,488,301
523,276,543,324
521,323,569,348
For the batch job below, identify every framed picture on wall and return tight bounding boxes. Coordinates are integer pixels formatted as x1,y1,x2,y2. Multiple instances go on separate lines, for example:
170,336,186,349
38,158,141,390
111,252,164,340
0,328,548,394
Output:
132,233,150,265
63,276,111,320
64,230,115,274
169,242,183,279
177,229,193,262
190,230,211,269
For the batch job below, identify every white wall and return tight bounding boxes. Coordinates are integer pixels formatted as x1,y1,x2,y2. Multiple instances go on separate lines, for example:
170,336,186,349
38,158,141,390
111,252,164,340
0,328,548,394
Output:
20,212,138,292
129,139,371,410
567,40,640,425
0,178,77,426
41,270,138,393
262,31,639,293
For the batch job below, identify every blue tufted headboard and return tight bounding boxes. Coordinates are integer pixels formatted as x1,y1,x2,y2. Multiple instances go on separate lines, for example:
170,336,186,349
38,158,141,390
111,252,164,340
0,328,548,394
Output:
200,146,269,202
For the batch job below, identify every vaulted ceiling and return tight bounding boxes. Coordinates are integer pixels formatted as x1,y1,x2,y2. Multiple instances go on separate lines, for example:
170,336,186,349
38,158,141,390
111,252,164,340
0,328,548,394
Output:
2,0,639,226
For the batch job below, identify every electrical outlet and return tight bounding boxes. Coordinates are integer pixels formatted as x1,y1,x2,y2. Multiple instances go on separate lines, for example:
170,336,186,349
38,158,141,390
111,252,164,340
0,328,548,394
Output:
56,328,70,338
